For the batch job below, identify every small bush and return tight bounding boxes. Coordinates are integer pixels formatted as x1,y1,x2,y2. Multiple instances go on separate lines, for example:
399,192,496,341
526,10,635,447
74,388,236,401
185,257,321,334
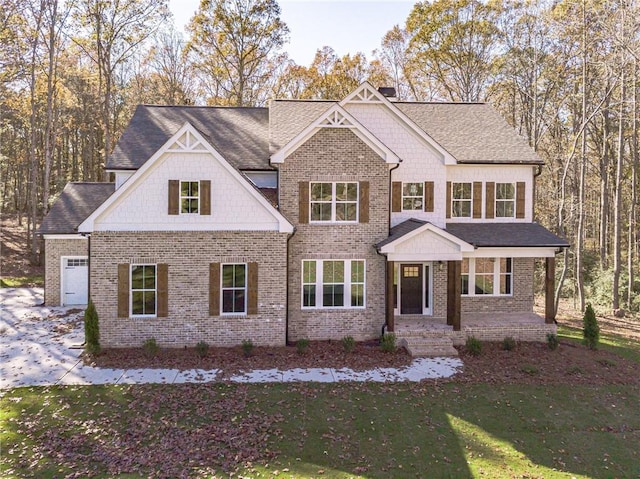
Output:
143,338,159,357
465,336,482,356
195,341,209,358
583,303,600,350
521,364,539,375
296,338,310,355
547,333,559,351
341,336,355,353
381,333,396,353
84,301,100,355
502,336,516,351
597,358,617,367
242,339,254,357
567,365,583,375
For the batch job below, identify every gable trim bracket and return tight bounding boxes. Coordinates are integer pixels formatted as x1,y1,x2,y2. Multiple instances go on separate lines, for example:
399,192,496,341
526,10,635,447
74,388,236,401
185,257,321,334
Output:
270,103,400,165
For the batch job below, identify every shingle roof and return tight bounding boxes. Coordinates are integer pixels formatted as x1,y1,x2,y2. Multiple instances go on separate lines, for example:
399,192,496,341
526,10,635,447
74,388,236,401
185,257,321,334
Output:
269,100,334,153
38,183,115,234
445,223,569,248
395,102,543,165
108,105,271,171
375,218,428,249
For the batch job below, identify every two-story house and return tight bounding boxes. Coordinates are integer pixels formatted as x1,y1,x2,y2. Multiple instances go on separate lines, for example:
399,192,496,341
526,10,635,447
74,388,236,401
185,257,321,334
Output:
39,83,568,356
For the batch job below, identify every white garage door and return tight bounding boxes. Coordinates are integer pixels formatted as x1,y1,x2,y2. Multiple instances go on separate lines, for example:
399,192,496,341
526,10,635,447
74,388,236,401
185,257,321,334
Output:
62,257,88,306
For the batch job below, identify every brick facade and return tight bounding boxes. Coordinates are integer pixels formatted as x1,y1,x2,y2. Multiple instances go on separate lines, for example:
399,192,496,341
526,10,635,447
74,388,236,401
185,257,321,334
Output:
90,231,288,348
278,128,390,341
43,236,88,306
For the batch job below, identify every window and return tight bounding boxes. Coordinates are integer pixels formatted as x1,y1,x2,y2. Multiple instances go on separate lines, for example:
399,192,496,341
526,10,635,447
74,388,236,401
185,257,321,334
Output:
131,265,156,316
222,264,246,314
310,182,358,222
180,181,199,214
495,183,515,217
402,183,424,211
461,258,513,296
302,259,365,308
452,182,472,217
66,258,87,267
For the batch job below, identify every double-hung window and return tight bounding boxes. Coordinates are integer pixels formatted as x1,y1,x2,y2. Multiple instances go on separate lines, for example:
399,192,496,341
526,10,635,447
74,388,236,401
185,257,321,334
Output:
451,182,472,217
222,263,246,314
402,182,424,211
180,181,199,214
131,264,156,316
310,182,358,222
302,259,365,308
495,183,515,217
461,258,513,296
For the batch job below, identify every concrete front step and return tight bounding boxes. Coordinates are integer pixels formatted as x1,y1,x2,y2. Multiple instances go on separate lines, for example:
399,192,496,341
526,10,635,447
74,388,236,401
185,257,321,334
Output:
399,337,459,357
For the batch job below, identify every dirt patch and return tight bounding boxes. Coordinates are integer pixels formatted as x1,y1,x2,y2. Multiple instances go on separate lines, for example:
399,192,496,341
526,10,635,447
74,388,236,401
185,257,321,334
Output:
87,337,640,386
88,340,413,379
0,214,43,280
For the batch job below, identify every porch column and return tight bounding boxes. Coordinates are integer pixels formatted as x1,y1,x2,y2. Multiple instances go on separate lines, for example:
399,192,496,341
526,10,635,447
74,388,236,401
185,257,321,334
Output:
545,257,556,323
447,260,461,331
386,261,395,332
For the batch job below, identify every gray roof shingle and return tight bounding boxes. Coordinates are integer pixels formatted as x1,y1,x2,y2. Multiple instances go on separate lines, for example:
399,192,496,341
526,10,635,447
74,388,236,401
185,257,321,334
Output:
445,222,569,248
269,100,334,153
395,102,543,165
108,105,271,171
376,218,428,249
38,183,115,234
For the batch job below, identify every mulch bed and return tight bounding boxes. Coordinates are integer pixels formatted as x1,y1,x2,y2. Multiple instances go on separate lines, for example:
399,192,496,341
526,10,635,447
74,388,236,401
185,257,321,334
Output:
87,338,640,386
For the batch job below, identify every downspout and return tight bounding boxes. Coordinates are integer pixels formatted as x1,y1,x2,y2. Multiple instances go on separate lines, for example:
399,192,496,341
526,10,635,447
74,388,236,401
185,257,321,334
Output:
285,226,296,345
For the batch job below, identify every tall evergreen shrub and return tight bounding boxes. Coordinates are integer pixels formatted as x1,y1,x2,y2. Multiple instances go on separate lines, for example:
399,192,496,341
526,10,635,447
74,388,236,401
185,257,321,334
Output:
583,303,600,350
84,301,100,354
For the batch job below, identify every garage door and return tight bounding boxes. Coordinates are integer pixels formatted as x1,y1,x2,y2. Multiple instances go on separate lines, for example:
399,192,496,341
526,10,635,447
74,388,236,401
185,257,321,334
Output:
62,257,88,306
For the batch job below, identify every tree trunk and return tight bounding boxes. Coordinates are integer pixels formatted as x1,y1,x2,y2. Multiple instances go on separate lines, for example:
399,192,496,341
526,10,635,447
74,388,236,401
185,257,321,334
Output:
613,69,625,311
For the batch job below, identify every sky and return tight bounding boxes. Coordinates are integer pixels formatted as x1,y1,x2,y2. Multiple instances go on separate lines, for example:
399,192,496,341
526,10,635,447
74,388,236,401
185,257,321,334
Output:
168,0,415,66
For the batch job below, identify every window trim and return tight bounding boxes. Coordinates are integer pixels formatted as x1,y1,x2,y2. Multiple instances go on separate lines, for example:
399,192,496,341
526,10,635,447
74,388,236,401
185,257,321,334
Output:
301,259,366,309
180,180,200,215
451,182,473,218
495,182,516,218
130,263,157,318
221,263,248,316
309,181,359,223
401,182,425,211
461,257,513,297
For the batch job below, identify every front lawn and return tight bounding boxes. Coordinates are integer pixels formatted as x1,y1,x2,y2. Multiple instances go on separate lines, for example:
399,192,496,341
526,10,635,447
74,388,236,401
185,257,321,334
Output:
2,382,639,478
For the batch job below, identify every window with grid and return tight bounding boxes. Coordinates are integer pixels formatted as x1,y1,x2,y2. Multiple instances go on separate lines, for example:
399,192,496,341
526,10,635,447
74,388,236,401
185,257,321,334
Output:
499,258,512,295
452,182,472,217
402,183,424,211
461,259,469,295
461,258,513,296
180,181,199,214
301,260,365,308
310,182,358,222
131,265,156,316
495,183,515,217
222,264,246,314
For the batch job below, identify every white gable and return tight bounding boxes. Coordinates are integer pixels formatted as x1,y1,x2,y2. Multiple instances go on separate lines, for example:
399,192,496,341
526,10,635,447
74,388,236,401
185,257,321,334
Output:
379,223,474,262
79,123,293,233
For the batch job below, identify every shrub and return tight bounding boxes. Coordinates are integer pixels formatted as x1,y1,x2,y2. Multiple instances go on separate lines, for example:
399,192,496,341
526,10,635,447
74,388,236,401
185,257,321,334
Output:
296,338,310,355
195,341,209,358
465,336,482,356
380,333,396,353
242,339,254,357
143,338,159,357
502,336,516,351
547,333,559,351
341,336,355,353
521,364,539,375
84,301,100,355
583,303,600,350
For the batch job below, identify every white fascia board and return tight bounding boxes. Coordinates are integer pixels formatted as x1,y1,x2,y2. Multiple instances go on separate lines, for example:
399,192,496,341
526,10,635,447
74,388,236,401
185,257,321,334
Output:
270,103,400,165
79,122,294,234
379,222,474,254
43,234,87,240
341,82,457,165
386,252,463,262
464,247,559,258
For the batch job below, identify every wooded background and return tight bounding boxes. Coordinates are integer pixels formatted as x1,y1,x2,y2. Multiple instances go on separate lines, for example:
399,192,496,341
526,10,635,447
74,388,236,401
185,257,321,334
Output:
1,0,638,314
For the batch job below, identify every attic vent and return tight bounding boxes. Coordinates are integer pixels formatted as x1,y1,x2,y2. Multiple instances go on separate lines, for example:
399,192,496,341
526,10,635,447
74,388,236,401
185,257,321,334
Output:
378,87,397,99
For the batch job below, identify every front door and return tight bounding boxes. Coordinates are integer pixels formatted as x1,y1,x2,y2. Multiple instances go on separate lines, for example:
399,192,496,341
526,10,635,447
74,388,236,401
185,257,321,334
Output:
400,264,422,314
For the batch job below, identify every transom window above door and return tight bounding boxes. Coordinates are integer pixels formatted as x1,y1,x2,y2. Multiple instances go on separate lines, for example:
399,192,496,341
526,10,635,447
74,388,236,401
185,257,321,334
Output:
310,182,358,222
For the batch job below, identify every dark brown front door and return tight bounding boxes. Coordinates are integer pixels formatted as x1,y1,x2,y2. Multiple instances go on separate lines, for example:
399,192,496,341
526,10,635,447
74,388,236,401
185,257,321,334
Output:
400,264,422,314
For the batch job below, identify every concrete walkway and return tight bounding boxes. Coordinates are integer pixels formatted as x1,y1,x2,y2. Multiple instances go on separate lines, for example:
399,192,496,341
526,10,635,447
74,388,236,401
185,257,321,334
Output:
0,288,463,390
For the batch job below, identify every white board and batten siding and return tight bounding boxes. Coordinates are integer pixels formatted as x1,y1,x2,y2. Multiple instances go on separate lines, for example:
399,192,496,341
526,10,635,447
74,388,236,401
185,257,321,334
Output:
92,151,281,232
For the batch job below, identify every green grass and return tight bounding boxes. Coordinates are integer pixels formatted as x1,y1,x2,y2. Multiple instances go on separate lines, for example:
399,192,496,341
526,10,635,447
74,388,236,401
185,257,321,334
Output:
558,324,640,365
0,275,44,288
2,382,639,478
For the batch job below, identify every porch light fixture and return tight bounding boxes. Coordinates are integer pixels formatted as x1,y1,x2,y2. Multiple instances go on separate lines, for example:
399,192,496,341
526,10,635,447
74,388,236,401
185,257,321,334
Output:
437,261,444,271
